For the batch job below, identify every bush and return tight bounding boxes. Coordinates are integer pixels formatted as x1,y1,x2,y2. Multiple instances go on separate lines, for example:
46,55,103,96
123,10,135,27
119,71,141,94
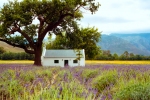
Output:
57,70,73,82
36,68,53,80
0,47,5,54
0,52,34,60
20,71,35,83
0,70,23,100
81,68,99,82
92,70,117,93
114,81,150,100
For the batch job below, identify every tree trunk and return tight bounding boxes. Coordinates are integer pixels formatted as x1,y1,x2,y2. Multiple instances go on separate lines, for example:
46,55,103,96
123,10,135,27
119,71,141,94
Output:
33,44,42,66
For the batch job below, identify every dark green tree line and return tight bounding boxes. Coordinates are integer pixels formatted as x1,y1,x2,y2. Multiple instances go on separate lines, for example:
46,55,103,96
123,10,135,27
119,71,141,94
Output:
97,50,150,60
0,52,34,60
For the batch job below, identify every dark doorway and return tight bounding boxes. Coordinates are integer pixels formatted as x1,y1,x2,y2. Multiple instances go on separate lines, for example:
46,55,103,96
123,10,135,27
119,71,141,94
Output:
64,60,68,66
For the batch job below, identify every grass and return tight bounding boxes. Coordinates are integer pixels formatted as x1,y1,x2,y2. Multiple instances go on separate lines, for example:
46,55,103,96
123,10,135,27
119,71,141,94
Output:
1,60,150,64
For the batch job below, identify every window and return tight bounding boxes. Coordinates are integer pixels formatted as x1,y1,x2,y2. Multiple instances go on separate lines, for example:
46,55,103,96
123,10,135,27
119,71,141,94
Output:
73,60,78,63
54,60,59,63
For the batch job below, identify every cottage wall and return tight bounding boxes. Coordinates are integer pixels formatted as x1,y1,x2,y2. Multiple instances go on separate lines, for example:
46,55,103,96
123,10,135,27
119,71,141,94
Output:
42,57,85,67
41,49,85,67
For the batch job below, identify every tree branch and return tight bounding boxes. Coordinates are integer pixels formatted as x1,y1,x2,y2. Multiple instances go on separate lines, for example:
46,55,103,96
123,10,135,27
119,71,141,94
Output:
17,28,35,49
39,13,74,41
37,15,45,34
0,38,35,54
8,22,35,49
74,5,82,11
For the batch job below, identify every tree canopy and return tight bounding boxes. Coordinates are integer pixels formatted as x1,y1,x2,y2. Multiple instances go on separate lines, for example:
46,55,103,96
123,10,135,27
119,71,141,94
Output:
0,0,100,66
47,22,101,59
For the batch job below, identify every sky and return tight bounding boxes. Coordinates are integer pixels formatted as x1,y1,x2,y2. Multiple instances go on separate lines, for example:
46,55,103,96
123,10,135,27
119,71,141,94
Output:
1,0,150,34
80,0,150,34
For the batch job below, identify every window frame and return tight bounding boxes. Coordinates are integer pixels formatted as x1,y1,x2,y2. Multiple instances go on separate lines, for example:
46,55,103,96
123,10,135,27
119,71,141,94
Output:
54,60,59,63
73,60,78,63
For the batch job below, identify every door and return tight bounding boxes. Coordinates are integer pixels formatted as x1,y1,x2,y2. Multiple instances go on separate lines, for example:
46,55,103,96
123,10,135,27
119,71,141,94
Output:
64,60,68,66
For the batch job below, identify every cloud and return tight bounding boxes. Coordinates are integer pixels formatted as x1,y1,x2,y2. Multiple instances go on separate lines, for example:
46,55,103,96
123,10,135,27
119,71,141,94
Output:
0,1,7,7
80,0,150,34
82,16,131,23
138,0,150,10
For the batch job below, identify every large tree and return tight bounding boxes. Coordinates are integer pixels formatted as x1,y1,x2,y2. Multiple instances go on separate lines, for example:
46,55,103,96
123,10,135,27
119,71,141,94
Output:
0,0,100,66
47,22,101,59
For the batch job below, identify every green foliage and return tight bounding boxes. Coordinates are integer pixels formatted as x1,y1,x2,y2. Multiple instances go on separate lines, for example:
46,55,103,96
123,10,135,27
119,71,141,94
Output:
55,80,89,100
97,50,150,60
47,25,101,59
92,70,117,93
20,71,35,83
0,79,23,100
0,52,34,60
36,68,53,80
81,68,99,81
113,53,119,60
74,49,83,61
97,50,114,60
0,47,6,54
114,81,150,100
0,70,23,100
0,67,96,100
0,65,150,99
24,80,92,100
0,0,100,65
57,70,73,82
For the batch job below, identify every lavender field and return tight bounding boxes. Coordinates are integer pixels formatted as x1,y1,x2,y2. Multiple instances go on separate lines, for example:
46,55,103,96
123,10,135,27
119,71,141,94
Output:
0,64,150,100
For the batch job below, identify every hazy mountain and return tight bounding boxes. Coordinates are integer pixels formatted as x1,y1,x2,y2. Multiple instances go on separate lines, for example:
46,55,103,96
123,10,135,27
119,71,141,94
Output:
98,33,150,55
1,33,150,55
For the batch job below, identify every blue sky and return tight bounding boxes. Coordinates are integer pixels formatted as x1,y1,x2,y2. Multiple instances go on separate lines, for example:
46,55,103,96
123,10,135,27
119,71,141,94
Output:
1,0,150,34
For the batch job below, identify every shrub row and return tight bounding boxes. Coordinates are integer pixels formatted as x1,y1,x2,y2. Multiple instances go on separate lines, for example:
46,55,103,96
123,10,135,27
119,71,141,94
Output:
0,52,34,60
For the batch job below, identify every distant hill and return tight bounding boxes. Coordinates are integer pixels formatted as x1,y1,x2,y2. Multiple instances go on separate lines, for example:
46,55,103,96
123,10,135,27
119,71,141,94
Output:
98,33,150,55
2,33,150,55
0,41,24,53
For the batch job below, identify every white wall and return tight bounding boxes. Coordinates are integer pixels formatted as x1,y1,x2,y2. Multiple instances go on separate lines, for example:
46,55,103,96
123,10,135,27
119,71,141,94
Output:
79,58,85,66
42,57,85,67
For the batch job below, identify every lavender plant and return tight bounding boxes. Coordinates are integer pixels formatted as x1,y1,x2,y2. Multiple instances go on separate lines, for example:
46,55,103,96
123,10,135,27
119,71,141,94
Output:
0,64,150,100
81,68,99,83
92,70,117,93
114,81,150,100
20,70,35,83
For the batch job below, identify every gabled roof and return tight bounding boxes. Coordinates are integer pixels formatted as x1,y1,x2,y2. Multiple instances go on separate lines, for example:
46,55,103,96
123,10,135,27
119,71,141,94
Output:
43,49,85,58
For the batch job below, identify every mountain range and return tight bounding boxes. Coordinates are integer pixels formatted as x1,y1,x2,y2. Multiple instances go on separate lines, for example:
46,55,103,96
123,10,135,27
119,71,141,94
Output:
98,33,150,56
1,33,150,56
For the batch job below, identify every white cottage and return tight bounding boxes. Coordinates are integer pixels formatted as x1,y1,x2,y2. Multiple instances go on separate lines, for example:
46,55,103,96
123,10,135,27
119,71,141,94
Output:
41,48,85,67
